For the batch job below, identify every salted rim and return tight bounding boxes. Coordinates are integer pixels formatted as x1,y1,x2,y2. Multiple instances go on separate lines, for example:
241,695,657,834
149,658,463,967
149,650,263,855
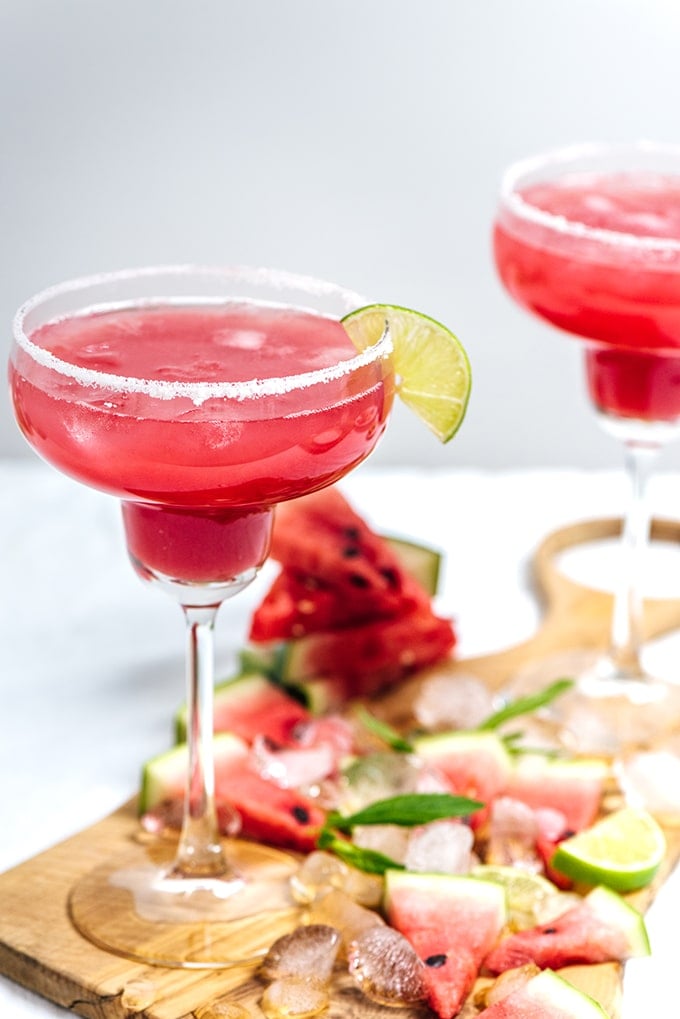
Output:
500,140,680,253
13,265,393,406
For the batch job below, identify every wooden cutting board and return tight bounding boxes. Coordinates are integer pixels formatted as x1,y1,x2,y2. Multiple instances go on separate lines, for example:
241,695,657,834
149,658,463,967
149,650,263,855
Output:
2,517,680,1019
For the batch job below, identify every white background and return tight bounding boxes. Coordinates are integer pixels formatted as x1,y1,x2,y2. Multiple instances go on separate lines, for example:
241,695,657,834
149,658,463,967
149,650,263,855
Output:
4,0,680,474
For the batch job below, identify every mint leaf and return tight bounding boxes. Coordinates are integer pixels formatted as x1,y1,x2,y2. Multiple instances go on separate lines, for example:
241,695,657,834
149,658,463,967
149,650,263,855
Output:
325,792,482,833
476,678,574,732
355,706,414,752
317,829,404,875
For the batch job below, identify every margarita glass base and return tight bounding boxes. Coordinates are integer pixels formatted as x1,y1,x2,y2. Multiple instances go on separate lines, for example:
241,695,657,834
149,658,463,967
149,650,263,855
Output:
506,649,680,756
68,837,301,968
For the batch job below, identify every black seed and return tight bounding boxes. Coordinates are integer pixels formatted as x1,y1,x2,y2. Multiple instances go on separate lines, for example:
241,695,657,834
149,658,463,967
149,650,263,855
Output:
348,573,370,588
342,526,361,541
543,927,557,935
291,805,310,824
424,954,447,968
342,546,361,558
379,566,400,588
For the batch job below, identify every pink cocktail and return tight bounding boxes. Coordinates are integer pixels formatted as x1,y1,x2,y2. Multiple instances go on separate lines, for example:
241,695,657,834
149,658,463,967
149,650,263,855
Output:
9,266,394,965
494,170,680,422
493,142,680,752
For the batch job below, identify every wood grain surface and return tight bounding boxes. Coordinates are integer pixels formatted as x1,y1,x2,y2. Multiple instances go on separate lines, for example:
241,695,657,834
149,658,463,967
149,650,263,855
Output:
2,517,680,1019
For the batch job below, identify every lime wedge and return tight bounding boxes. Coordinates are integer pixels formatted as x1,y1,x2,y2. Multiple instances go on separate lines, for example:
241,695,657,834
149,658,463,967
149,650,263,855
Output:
551,806,666,893
471,864,563,929
342,304,471,443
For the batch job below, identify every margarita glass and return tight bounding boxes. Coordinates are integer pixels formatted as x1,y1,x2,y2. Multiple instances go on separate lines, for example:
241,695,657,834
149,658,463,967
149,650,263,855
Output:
494,141,680,752
9,265,394,966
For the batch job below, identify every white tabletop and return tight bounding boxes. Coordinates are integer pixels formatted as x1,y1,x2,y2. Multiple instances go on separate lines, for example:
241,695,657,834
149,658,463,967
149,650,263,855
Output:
2,459,680,1016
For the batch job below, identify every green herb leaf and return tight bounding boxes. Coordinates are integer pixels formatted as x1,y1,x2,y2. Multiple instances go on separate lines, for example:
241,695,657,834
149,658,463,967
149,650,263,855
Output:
355,705,414,752
476,678,574,732
317,829,404,875
325,792,483,833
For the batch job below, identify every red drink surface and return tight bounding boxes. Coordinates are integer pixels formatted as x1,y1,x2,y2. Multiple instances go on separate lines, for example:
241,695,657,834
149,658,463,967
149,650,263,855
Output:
11,303,393,581
494,173,680,420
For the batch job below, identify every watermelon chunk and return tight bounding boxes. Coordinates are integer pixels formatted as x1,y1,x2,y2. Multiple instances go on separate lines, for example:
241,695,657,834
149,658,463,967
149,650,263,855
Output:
477,968,609,1018
506,754,608,834
140,733,326,853
174,671,311,744
484,885,650,974
281,603,457,699
412,730,512,825
384,871,507,1019
249,487,456,697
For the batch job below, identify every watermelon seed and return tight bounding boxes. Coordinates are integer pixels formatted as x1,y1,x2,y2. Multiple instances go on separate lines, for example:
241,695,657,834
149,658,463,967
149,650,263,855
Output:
342,526,361,541
424,954,447,968
348,574,371,588
342,546,361,558
291,805,311,824
542,927,557,934
379,567,400,589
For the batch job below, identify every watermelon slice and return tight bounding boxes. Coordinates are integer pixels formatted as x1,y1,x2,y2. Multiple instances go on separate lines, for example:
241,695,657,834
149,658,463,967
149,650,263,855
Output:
281,604,457,699
506,754,608,833
174,671,311,744
477,968,609,1018
249,487,456,697
384,871,507,1019
140,733,326,853
483,885,650,974
412,730,512,825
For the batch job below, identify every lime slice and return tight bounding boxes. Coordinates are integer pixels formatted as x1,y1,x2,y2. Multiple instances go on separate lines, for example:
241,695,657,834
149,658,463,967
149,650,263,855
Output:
551,806,666,893
342,304,471,443
471,864,563,929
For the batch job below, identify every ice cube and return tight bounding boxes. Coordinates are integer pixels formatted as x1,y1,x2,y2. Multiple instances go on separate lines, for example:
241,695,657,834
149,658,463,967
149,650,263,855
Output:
616,746,680,824
260,924,340,985
306,888,384,953
196,1001,253,1018
251,734,335,789
404,819,474,874
413,672,495,731
347,925,427,1005
487,797,542,871
340,752,420,812
352,823,410,863
289,851,350,904
260,977,329,1018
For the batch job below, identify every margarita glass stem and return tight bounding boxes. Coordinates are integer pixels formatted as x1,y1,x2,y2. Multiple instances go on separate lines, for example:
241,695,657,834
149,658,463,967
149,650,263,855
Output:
175,601,229,879
606,441,658,680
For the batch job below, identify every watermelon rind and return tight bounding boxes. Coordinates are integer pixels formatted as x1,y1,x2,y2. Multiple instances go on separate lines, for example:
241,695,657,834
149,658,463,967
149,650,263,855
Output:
412,729,512,807
139,731,249,813
582,886,650,958
384,534,442,596
479,969,609,1018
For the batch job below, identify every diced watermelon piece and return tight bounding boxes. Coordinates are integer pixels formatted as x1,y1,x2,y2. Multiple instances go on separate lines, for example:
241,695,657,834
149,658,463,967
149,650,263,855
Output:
174,671,311,744
281,603,456,698
484,885,650,974
140,733,326,853
477,968,609,1018
412,731,512,826
506,754,608,833
384,872,507,1019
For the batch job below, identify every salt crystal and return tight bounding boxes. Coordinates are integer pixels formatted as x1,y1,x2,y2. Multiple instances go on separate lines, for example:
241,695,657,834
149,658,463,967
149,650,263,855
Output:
404,819,474,874
260,977,329,1018
260,925,340,985
413,672,495,731
347,925,427,1005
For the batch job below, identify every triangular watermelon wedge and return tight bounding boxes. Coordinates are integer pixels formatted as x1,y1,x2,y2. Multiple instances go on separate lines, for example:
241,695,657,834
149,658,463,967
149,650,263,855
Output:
477,968,609,1018
384,871,507,1019
484,885,650,974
